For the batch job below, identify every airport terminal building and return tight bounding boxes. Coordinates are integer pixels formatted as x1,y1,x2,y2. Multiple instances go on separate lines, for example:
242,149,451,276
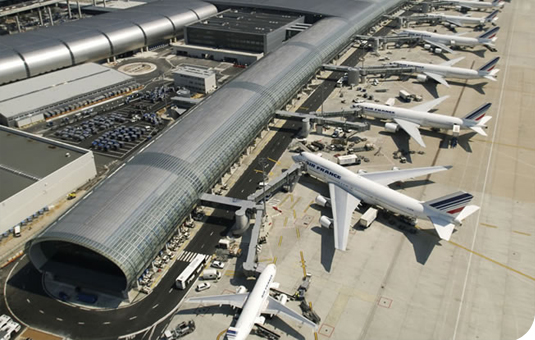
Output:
0,0,408,297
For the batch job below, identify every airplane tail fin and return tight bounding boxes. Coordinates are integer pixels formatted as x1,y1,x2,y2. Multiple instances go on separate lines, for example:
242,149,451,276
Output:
425,191,475,218
478,26,500,40
463,102,492,121
425,192,479,241
226,327,239,340
485,9,500,22
478,57,500,72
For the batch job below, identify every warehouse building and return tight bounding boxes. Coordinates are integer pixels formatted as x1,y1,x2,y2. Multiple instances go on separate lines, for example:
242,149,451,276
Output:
0,126,97,235
184,9,304,54
173,65,217,94
27,0,406,298
0,63,138,128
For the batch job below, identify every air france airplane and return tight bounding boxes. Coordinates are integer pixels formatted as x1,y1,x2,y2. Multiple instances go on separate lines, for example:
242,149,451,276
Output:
443,0,504,10
391,56,500,87
399,26,500,53
427,9,499,27
186,264,317,340
353,96,492,147
292,152,479,249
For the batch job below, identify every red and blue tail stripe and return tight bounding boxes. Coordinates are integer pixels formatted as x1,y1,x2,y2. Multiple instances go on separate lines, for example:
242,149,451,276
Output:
463,103,491,121
478,27,500,40
427,191,474,215
478,57,500,72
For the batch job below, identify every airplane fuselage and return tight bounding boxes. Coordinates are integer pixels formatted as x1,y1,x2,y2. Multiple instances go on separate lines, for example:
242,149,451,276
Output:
392,60,487,80
301,153,431,219
230,264,276,340
428,13,488,26
451,0,503,9
402,30,490,48
358,103,477,130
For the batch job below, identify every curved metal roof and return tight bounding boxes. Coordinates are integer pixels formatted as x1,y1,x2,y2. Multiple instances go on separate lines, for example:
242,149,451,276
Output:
29,0,406,291
0,0,217,84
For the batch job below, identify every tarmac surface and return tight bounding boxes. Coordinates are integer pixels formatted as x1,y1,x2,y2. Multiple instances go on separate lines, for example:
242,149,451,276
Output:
170,1,535,340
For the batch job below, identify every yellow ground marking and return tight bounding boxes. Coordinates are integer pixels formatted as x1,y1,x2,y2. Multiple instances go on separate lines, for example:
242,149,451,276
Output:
280,194,290,206
267,157,280,164
278,236,283,246
258,258,273,262
290,194,294,203
269,171,274,176
296,227,300,239
254,169,263,173
474,139,535,152
513,230,531,236
273,257,278,264
299,106,309,110
216,329,227,340
481,223,498,229
300,251,307,277
416,226,535,282
309,301,313,309
314,333,318,340
448,241,535,282
303,200,314,213
290,197,301,209
224,270,235,276
284,217,288,227
293,209,297,219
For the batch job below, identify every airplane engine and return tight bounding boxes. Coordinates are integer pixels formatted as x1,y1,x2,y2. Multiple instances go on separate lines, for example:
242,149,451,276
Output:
277,294,288,306
423,43,431,50
320,215,333,229
256,316,266,325
384,122,400,133
434,48,443,54
416,74,428,82
449,40,457,46
236,285,247,294
315,195,331,207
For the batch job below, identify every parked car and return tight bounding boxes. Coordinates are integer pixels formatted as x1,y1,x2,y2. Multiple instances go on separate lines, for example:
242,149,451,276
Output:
196,282,211,292
211,261,224,269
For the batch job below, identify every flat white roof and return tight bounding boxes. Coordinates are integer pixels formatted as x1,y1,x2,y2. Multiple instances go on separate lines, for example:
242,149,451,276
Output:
0,63,132,119
173,65,215,79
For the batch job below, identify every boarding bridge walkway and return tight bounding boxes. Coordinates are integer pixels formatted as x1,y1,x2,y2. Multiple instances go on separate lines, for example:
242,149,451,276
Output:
322,64,416,77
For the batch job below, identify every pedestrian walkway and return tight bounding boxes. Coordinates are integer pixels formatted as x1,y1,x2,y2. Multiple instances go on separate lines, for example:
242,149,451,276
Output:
177,251,210,263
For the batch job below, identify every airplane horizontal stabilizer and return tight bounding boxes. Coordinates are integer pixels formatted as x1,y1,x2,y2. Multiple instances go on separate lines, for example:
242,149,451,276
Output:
478,116,493,126
429,216,455,241
483,75,497,81
455,205,480,223
469,126,487,136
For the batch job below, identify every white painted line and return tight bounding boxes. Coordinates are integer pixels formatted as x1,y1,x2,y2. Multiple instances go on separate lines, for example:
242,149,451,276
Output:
26,299,30,304
39,310,44,314
78,322,85,325
152,304,159,309
168,288,173,294
129,316,137,320
452,6,516,340
103,321,111,325
210,231,214,236
56,317,63,322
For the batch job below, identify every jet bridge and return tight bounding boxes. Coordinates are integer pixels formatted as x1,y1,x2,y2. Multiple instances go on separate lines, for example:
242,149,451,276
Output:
322,64,416,77
354,34,422,50
275,110,369,137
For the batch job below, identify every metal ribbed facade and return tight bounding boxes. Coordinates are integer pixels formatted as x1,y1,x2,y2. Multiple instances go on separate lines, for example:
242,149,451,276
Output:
0,0,217,84
28,0,406,295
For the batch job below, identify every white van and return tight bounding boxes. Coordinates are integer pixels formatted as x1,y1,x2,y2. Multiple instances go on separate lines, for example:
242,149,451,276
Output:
13,225,21,237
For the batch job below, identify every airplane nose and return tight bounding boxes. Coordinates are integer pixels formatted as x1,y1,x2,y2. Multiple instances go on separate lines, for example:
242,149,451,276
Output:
291,154,302,163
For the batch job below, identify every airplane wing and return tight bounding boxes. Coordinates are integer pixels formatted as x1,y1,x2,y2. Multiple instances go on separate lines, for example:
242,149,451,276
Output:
469,126,487,136
445,19,463,27
423,71,450,87
360,165,451,186
411,95,450,112
439,57,464,67
264,296,318,329
393,118,426,147
423,39,456,54
187,293,249,309
328,183,361,251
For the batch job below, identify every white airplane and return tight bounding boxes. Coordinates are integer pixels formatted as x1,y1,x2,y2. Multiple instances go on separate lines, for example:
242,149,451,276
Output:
399,26,500,53
391,56,500,87
292,152,479,249
427,9,499,27
441,0,505,10
186,264,317,340
353,96,492,147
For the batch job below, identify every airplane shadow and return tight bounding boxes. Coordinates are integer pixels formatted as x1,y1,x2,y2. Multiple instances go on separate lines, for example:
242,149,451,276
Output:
458,131,477,153
387,179,438,191
411,79,488,96
374,212,442,264
310,226,335,272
